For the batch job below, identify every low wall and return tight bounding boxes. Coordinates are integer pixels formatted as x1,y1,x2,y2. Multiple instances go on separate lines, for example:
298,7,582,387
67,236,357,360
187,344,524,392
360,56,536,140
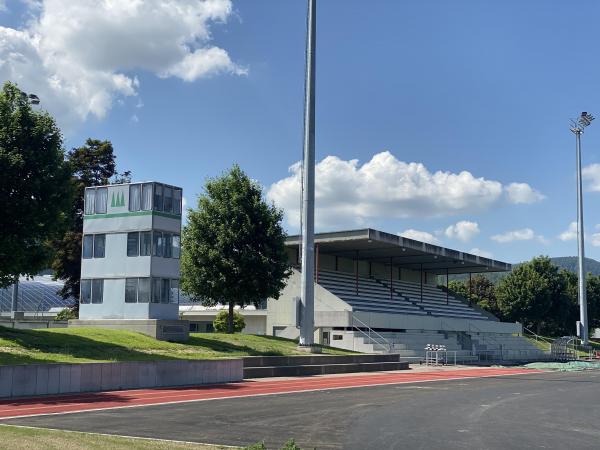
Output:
0,359,243,399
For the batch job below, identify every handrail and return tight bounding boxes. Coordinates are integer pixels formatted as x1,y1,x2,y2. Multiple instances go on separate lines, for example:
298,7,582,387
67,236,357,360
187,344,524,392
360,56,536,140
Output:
351,314,393,353
466,321,504,359
522,327,553,346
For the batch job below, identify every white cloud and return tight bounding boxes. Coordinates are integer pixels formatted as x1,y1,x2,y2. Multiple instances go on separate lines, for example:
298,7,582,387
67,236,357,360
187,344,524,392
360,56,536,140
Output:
0,0,244,128
445,220,480,242
583,164,600,192
399,229,440,245
591,233,600,247
491,228,548,244
505,182,545,204
268,152,524,229
559,222,578,241
469,248,493,259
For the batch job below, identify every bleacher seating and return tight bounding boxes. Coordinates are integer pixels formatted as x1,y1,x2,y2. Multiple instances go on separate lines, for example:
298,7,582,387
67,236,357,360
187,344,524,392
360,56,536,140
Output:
376,278,487,320
316,269,488,320
0,276,74,312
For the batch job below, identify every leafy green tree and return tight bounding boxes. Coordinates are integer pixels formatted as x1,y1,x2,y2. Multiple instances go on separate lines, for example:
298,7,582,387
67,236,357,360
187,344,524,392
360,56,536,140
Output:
496,256,572,334
469,275,500,317
0,82,71,287
51,139,128,305
585,274,600,332
213,310,246,333
181,165,291,333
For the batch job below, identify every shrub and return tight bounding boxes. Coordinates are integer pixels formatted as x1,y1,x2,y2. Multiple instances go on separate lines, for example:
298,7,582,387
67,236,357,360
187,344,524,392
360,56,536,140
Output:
54,307,77,321
213,310,245,333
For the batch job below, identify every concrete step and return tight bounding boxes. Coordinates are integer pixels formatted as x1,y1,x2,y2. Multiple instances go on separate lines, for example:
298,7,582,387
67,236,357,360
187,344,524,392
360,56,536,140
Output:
242,354,401,368
244,361,409,378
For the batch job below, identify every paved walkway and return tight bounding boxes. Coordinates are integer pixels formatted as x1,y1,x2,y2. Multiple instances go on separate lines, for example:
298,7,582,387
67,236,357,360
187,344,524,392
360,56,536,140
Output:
0,367,539,420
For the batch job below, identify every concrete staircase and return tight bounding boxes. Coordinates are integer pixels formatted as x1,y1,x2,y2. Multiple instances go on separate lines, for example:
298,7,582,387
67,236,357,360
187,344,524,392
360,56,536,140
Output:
469,333,547,361
352,330,477,363
243,354,409,378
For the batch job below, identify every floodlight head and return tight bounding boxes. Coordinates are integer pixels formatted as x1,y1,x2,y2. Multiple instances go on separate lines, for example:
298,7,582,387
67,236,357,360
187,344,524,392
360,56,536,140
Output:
579,111,594,128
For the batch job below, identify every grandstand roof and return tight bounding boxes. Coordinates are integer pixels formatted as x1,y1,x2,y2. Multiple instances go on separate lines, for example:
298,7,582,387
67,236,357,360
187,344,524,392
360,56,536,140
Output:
285,228,511,275
0,276,75,312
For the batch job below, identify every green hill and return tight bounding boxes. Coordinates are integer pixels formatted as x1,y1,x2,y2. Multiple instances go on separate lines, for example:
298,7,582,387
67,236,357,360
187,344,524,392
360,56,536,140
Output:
550,256,600,276
448,256,600,284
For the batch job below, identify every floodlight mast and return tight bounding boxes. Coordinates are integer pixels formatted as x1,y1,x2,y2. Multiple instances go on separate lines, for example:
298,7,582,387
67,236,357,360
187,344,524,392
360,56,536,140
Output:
570,111,594,345
299,0,316,350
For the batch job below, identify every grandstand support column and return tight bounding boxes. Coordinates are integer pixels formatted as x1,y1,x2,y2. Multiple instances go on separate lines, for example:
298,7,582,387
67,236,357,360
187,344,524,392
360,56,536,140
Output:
298,0,316,350
315,243,320,284
390,257,393,300
420,264,423,302
446,269,449,305
355,250,359,295
468,272,472,307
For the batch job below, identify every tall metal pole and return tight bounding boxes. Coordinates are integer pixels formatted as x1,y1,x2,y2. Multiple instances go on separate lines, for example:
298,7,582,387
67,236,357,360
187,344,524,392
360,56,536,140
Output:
575,129,588,345
299,0,316,348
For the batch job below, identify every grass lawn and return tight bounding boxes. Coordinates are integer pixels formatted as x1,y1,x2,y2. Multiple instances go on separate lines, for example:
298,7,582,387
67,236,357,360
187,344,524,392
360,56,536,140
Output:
0,326,353,365
0,424,234,450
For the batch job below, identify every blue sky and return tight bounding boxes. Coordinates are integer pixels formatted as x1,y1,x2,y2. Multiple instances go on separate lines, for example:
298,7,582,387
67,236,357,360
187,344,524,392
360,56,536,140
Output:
3,0,600,264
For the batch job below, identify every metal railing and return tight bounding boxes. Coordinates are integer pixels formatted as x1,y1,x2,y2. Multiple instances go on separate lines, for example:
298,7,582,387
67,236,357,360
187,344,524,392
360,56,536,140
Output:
467,321,504,360
425,350,457,366
522,327,553,345
351,314,393,353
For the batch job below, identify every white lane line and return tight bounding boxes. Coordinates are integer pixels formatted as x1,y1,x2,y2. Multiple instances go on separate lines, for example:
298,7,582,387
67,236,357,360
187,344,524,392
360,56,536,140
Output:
0,371,542,421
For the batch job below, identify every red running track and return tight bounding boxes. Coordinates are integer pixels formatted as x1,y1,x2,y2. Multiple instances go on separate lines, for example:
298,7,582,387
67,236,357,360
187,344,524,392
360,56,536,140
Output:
0,367,541,420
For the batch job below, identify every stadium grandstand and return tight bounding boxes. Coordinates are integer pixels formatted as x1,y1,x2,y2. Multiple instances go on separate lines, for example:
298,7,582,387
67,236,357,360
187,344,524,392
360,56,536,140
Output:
264,228,544,361
2,228,545,361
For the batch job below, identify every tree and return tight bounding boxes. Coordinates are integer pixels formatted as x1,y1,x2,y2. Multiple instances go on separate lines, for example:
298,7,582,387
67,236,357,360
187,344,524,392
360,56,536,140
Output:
586,274,600,332
496,256,573,335
51,139,127,304
181,165,291,333
0,82,71,288
213,310,245,333
448,275,500,317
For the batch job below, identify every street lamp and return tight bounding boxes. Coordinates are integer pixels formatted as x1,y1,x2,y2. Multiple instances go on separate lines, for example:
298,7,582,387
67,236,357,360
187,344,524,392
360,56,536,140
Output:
570,111,594,345
11,91,40,319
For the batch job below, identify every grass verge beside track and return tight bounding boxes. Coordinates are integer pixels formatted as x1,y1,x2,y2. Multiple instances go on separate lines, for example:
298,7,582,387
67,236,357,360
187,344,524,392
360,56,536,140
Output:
0,424,235,449
0,326,353,365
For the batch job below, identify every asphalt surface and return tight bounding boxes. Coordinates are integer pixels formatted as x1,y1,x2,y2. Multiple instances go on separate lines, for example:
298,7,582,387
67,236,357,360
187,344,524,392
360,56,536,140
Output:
3,370,600,449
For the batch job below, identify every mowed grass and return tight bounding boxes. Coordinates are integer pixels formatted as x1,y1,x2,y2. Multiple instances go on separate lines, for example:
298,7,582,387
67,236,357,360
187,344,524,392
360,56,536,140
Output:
0,326,353,365
0,424,235,450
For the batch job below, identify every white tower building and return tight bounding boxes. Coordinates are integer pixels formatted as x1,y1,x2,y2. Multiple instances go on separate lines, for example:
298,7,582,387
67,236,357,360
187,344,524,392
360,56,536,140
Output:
72,181,188,341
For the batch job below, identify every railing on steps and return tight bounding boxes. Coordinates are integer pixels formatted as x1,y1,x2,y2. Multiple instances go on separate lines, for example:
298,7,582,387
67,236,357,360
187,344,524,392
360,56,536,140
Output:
351,314,393,353
522,327,554,350
467,321,505,360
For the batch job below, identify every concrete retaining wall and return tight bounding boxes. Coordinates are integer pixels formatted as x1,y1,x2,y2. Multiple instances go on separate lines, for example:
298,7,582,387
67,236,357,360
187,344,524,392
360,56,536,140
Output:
0,359,243,399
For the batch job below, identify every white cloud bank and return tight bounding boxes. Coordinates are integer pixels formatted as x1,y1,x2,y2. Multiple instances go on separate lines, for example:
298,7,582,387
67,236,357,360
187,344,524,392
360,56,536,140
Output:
559,222,578,241
267,152,544,229
0,0,245,128
491,228,547,244
583,164,600,192
504,182,545,204
445,220,480,242
399,229,440,245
